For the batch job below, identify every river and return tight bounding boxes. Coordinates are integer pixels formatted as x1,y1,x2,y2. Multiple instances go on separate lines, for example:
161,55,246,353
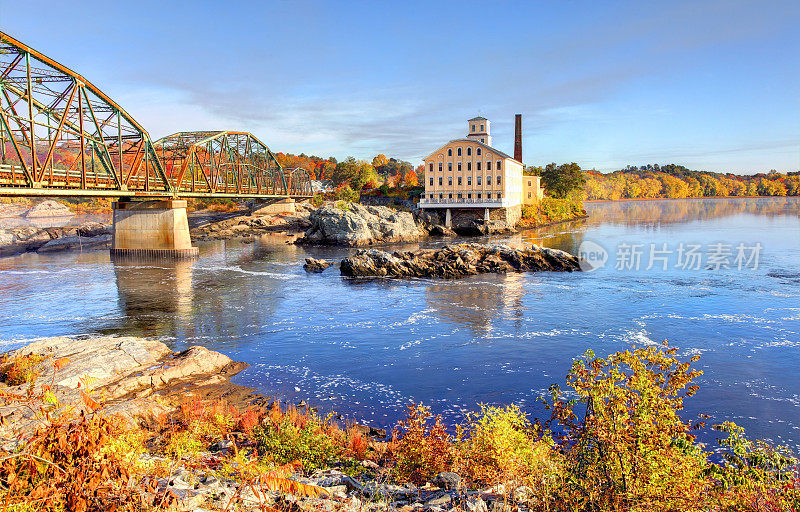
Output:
1,197,798,451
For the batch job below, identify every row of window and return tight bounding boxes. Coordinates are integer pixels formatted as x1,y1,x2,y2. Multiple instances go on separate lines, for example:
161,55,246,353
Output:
431,176,502,186
446,147,485,157
471,124,484,132
429,192,502,200
429,160,502,173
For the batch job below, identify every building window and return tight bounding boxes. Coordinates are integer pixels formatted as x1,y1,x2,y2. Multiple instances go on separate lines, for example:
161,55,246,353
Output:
477,161,481,171
481,138,484,143
471,124,475,131
497,193,502,199
487,161,492,171
467,176,472,186
448,162,452,171
467,193,472,199
477,148,481,156
448,148,452,156
480,124,484,131
496,160,502,171
487,175,491,185
497,175,501,185
477,193,482,199
457,148,462,156
487,193,491,199
448,193,452,199
458,162,462,171
467,162,471,171
528,180,531,186
438,162,443,172
528,192,532,198
467,147,472,156
429,163,433,173
429,177,434,186
439,193,443,199
448,177,452,186
477,176,482,185
429,193,433,199
438,177,442,186
458,193,462,199
457,177,462,185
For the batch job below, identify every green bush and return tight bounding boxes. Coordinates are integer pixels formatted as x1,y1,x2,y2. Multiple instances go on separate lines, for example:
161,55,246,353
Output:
334,185,359,203
252,412,341,471
521,197,585,225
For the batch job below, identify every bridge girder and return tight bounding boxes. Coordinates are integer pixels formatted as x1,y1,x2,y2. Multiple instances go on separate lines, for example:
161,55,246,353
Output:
153,131,309,197
0,31,310,200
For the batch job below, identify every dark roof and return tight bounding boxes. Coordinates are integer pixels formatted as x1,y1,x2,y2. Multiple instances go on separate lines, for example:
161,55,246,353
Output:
423,139,522,165
468,116,488,121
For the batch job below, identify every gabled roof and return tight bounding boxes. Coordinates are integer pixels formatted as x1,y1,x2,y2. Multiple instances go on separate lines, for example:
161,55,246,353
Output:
423,139,522,165
468,116,488,121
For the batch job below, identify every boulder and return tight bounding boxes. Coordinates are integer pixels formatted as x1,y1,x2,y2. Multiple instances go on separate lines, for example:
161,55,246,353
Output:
339,243,581,278
428,224,457,237
77,221,111,237
23,199,73,218
37,234,111,253
432,472,461,490
297,204,422,246
303,257,334,273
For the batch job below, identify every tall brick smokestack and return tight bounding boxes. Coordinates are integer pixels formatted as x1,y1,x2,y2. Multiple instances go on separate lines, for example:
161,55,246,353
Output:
514,114,522,163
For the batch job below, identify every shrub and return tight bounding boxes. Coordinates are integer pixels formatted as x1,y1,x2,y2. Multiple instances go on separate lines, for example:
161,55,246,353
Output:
391,403,452,484
0,353,44,385
708,422,800,509
545,343,710,510
252,404,342,472
334,185,359,202
521,197,585,226
0,413,139,512
459,404,562,493
312,193,324,207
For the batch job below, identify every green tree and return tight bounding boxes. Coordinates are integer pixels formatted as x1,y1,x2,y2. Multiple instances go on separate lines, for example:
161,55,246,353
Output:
540,162,586,199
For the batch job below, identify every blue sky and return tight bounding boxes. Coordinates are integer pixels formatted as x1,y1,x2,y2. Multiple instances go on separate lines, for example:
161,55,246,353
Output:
2,0,798,173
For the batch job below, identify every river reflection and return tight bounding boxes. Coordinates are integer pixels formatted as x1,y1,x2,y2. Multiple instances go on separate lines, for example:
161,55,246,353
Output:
0,198,798,451
111,256,195,336
584,197,799,226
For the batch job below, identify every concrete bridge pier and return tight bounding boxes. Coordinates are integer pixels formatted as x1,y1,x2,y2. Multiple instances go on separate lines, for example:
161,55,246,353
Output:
249,197,296,216
111,199,199,258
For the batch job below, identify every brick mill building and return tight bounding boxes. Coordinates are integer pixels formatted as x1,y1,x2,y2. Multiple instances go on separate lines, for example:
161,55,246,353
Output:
419,115,542,228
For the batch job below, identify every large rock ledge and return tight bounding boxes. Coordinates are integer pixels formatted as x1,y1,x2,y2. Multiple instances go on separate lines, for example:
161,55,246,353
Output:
297,204,422,246
0,336,256,439
340,243,581,278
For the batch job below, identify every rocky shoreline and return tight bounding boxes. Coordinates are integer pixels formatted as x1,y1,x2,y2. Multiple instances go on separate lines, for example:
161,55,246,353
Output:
0,336,524,511
0,221,112,256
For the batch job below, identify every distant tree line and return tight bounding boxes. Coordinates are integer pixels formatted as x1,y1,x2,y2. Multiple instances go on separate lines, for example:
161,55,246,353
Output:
278,152,423,202
525,162,800,200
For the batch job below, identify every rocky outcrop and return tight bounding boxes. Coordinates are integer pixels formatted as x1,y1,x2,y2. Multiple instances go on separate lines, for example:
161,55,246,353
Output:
298,204,422,246
23,199,73,218
191,204,314,241
37,234,111,252
0,336,251,438
0,222,112,256
339,243,581,278
303,257,334,273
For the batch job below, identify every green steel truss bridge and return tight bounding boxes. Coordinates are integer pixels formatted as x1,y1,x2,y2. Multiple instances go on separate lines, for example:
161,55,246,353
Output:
0,30,312,200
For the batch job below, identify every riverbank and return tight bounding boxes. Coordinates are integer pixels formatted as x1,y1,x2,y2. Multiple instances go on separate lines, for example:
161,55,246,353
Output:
1,336,796,511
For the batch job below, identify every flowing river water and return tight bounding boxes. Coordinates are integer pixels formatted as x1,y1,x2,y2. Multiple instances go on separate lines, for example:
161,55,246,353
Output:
1,197,798,451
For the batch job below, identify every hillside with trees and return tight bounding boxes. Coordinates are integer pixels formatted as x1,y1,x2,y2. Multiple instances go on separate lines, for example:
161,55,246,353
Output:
581,164,800,200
